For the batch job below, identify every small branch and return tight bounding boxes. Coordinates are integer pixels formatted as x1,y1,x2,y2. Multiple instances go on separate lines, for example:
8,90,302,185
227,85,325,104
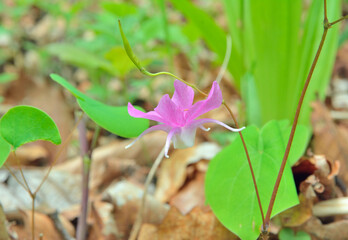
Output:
129,147,165,240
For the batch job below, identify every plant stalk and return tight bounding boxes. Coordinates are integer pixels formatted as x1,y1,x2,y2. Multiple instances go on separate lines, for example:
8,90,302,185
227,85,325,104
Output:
264,0,347,227
76,114,94,240
129,147,166,240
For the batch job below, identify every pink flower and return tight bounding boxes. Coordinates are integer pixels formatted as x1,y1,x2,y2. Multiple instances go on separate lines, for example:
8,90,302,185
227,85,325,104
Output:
126,80,244,158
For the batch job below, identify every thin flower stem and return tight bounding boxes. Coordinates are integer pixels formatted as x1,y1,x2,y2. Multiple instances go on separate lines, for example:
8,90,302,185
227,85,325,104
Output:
222,101,265,229
14,151,32,193
329,15,348,27
3,163,29,192
129,146,166,240
33,113,84,195
31,194,36,240
264,0,341,227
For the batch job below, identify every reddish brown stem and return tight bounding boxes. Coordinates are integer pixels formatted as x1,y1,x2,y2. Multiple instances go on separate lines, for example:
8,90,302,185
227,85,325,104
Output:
222,102,265,228
264,0,332,227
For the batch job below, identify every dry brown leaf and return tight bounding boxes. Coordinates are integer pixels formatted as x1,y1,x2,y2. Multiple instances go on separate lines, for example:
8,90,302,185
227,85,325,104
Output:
0,169,81,212
279,194,313,227
88,201,120,240
138,207,238,240
0,204,10,240
300,217,348,240
311,101,348,186
155,143,220,203
55,131,167,175
102,180,169,239
8,210,73,240
169,171,206,215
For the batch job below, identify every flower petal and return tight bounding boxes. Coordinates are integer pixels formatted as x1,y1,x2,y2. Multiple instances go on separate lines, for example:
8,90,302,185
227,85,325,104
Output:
190,118,245,132
185,81,222,121
125,124,171,149
171,80,194,109
164,127,180,158
172,125,197,149
154,94,185,126
128,102,164,123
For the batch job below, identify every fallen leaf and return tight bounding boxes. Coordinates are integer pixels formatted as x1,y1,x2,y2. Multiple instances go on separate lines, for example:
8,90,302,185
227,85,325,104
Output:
311,101,348,186
102,180,169,239
138,207,238,240
169,171,206,215
155,142,220,203
300,217,348,240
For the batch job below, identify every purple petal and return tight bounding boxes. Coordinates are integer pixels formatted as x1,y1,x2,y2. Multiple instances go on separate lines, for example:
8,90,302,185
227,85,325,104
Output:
164,128,180,158
185,81,223,121
125,124,171,149
190,118,245,132
128,102,164,123
171,80,194,110
154,94,185,126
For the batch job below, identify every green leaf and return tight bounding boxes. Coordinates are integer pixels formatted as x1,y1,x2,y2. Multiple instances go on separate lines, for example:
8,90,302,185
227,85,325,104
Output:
50,74,149,138
102,2,137,17
104,46,137,77
0,72,17,83
0,135,11,167
169,0,244,87
0,106,61,149
205,120,309,240
279,228,311,240
46,43,117,75
241,72,262,126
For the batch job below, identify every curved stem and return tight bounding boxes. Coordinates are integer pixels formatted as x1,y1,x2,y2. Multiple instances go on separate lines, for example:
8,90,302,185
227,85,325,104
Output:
222,101,265,229
4,163,28,193
264,0,332,227
129,146,165,240
14,151,32,193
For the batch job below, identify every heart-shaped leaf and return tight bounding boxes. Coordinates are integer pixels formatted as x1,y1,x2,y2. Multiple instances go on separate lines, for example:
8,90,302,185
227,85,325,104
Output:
205,120,309,240
0,135,11,167
50,74,149,138
0,106,61,150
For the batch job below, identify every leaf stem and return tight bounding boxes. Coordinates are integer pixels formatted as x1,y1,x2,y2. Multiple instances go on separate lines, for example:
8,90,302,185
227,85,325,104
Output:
222,101,265,228
264,0,345,228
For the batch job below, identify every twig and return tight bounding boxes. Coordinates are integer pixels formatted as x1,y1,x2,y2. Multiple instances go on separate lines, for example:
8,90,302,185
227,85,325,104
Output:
129,146,166,240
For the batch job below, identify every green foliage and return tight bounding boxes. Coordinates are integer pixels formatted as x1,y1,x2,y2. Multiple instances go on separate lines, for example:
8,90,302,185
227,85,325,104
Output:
205,120,310,240
0,73,17,84
171,0,341,126
46,43,117,76
279,228,311,240
0,136,11,167
50,74,149,138
0,106,61,150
